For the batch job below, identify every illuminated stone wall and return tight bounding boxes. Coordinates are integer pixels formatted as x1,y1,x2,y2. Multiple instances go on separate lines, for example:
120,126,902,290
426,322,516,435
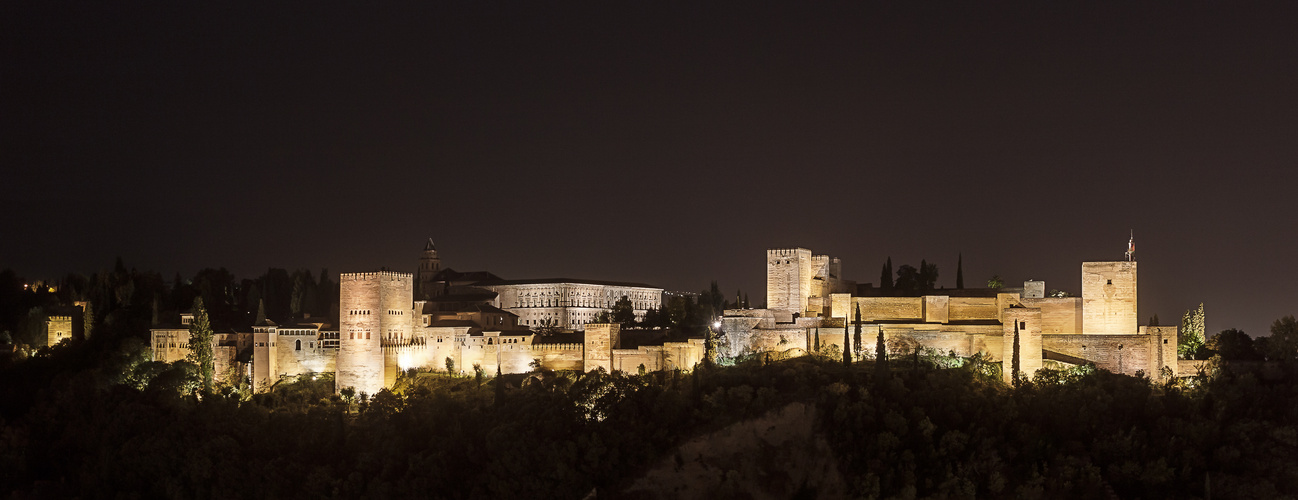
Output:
483,282,661,330
923,296,950,323
1082,261,1138,335
44,315,72,346
767,248,813,313
532,343,585,371
252,326,278,392
151,328,190,363
583,323,620,372
1041,326,1178,377
1041,334,1154,375
337,272,412,396
948,298,999,322
1021,297,1082,334
1003,308,1044,383
854,297,924,322
274,327,337,378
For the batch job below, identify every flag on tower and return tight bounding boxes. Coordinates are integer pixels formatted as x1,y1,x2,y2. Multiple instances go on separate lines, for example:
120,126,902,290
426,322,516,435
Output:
1126,231,1135,261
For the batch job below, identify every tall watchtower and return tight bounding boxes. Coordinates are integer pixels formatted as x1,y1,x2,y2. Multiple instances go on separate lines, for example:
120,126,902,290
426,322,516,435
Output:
1081,261,1137,335
337,271,413,396
767,248,814,314
416,239,440,299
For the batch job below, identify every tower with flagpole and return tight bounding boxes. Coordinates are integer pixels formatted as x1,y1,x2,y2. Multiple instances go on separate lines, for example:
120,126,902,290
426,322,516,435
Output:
1125,230,1135,261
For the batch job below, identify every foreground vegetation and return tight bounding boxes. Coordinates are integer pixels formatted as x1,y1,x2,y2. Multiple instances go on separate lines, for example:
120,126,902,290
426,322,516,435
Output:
3,337,1297,499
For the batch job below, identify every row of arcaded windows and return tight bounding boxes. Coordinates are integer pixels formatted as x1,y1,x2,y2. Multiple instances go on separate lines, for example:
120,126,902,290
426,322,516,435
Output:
348,331,371,340
349,310,371,316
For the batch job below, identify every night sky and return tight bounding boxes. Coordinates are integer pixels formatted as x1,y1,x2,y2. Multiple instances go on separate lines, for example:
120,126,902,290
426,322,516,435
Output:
4,2,1297,337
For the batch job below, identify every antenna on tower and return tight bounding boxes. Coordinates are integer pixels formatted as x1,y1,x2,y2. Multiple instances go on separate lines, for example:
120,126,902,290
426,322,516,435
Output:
1125,230,1135,261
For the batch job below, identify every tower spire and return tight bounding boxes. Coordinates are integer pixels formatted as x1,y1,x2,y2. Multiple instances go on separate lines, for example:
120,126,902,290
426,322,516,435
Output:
1125,230,1135,261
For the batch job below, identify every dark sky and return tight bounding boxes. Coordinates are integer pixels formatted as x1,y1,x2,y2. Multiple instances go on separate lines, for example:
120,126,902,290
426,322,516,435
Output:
4,1,1297,337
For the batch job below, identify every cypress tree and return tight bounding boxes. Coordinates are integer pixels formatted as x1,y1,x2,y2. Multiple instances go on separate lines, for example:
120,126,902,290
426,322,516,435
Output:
853,303,863,361
254,299,267,325
494,364,504,406
1012,320,1022,387
814,328,821,353
188,297,215,392
881,257,894,291
843,315,852,366
82,301,94,340
875,325,887,379
956,253,964,289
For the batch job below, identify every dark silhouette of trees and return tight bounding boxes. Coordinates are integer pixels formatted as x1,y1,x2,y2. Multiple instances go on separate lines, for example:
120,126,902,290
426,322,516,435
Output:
1206,328,1259,360
611,296,636,325
1264,315,1298,361
880,257,893,292
895,265,919,294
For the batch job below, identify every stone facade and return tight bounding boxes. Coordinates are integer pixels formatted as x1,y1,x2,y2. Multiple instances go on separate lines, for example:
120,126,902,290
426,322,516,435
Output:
1082,261,1138,335
584,323,620,373
477,279,662,331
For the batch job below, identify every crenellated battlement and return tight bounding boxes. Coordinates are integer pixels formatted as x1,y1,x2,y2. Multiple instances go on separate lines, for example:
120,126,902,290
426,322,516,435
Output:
530,343,584,351
768,248,810,258
341,271,413,280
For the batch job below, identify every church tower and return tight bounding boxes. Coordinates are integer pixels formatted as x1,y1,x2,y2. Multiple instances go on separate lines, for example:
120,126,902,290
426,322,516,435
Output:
416,238,440,299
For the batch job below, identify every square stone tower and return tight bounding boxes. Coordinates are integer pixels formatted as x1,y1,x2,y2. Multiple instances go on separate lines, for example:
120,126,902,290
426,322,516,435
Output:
44,315,72,346
584,323,621,373
1082,261,1137,335
337,271,412,396
767,248,813,314
1003,307,1043,383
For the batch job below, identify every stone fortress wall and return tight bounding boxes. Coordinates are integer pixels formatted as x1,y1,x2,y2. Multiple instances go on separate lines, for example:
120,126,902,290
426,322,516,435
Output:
727,247,1180,383
153,242,1173,396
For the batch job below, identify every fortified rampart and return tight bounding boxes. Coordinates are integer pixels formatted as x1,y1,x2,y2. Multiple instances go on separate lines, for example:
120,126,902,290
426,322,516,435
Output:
727,247,1186,380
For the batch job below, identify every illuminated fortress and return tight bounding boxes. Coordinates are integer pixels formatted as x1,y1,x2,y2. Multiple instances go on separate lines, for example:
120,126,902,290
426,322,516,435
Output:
152,241,1191,395
725,248,1186,382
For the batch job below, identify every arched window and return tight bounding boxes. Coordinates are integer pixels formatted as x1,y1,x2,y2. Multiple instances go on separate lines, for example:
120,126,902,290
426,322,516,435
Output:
295,339,301,351
365,331,371,339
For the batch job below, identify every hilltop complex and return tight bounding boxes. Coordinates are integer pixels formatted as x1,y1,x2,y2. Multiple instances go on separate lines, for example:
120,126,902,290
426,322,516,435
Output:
724,248,1188,383
151,241,1194,395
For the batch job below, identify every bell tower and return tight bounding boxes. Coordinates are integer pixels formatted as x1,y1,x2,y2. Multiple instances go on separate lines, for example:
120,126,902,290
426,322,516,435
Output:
417,238,441,299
